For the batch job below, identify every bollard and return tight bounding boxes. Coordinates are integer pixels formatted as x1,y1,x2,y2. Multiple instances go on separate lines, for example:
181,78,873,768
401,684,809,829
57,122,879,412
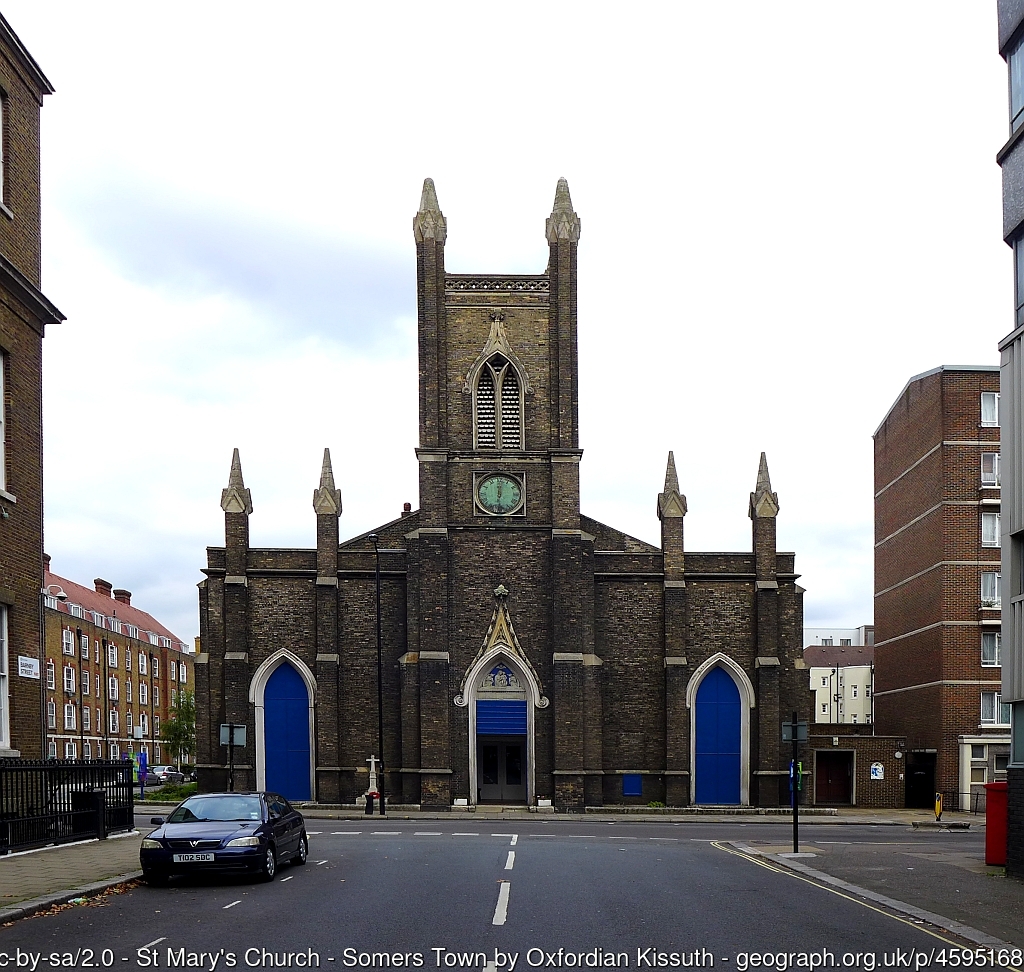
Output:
365,792,375,815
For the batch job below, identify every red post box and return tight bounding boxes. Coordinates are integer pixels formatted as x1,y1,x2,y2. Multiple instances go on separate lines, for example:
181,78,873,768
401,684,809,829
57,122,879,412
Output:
984,781,1009,866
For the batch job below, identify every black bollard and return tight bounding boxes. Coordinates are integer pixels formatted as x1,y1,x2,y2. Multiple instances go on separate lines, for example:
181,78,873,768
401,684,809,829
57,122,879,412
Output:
365,793,374,815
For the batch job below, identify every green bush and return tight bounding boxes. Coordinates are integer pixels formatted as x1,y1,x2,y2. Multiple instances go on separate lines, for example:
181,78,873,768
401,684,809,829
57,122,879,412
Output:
142,782,197,803
647,801,666,809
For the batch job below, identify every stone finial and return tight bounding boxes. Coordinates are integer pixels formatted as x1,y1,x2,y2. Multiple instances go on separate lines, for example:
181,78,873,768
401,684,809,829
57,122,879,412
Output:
749,451,780,519
657,450,687,520
494,584,510,599
312,448,342,516
413,177,447,244
545,177,581,243
220,448,253,514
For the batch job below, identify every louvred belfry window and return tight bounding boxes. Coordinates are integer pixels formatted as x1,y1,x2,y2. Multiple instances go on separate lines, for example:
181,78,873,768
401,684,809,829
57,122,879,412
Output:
475,354,523,450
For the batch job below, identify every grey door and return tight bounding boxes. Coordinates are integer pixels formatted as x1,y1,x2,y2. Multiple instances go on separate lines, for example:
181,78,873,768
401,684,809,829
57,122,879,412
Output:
478,737,526,803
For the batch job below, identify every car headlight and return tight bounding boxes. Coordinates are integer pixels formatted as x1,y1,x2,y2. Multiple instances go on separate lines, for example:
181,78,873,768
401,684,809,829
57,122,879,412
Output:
141,838,162,849
225,836,260,847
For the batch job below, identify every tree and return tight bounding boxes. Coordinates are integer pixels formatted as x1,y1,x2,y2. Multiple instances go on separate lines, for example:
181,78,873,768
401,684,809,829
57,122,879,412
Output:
161,689,196,768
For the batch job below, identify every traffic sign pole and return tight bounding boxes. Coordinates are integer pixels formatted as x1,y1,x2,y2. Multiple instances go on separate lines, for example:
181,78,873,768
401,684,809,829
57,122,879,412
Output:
791,710,799,853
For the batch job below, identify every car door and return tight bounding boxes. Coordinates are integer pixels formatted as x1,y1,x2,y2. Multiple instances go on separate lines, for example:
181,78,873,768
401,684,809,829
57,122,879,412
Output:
280,796,302,851
267,795,292,857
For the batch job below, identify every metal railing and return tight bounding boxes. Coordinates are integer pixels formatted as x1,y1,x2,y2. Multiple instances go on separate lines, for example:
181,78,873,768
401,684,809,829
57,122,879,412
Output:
935,788,988,815
0,759,134,855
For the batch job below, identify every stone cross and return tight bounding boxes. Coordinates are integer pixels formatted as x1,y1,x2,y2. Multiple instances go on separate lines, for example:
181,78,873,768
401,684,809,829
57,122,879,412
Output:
366,754,379,794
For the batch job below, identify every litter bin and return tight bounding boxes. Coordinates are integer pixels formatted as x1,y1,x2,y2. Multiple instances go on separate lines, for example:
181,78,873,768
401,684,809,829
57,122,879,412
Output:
984,781,1009,866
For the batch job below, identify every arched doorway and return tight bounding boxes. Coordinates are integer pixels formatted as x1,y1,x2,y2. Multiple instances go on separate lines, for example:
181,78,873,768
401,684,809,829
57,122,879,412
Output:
476,662,527,803
251,652,315,802
694,666,742,804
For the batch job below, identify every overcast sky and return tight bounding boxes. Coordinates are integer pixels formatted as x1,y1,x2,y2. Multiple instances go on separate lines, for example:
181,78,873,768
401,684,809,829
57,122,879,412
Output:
5,2,1010,645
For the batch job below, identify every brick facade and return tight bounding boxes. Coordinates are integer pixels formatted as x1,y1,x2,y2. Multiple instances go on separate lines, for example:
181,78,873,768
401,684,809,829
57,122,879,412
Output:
196,180,808,809
0,14,63,759
874,367,1008,808
42,562,192,763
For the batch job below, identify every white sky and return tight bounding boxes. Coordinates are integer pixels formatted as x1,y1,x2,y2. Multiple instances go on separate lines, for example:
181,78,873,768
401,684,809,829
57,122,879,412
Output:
5,2,1010,645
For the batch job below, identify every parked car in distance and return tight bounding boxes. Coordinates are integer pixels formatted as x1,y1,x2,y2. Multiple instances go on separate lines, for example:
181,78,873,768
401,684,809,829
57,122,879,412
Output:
140,792,307,885
146,765,185,785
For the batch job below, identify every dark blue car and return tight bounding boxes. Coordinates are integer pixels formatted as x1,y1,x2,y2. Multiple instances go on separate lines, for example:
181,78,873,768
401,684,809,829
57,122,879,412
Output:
140,792,307,885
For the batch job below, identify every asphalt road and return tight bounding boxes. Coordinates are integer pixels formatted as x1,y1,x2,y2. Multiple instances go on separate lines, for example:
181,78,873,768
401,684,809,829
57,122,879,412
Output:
0,821,1014,972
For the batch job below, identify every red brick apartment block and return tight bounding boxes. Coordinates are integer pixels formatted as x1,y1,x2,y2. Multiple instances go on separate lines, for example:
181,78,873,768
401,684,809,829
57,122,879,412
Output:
874,367,1008,808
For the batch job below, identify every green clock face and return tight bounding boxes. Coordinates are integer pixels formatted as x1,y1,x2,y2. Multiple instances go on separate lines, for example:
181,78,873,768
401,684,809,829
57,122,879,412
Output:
477,474,524,515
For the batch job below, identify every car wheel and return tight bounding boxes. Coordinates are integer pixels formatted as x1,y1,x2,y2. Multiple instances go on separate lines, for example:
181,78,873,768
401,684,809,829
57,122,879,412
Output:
292,833,308,865
261,844,277,881
145,871,168,887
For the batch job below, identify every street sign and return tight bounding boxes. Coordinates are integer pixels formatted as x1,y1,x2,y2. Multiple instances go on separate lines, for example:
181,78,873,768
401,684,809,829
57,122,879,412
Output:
781,722,808,742
220,724,247,746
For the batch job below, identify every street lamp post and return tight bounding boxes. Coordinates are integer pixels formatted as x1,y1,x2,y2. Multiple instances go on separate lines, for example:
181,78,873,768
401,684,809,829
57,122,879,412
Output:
369,534,385,817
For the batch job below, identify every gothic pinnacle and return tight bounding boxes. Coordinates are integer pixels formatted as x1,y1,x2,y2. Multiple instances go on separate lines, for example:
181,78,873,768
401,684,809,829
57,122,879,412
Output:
657,450,687,520
664,451,680,494
313,448,342,516
749,452,779,519
545,176,581,243
220,448,253,515
413,177,447,244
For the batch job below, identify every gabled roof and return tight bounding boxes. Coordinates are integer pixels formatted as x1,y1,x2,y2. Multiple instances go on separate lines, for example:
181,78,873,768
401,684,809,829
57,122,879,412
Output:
0,11,55,97
45,568,187,650
803,645,874,669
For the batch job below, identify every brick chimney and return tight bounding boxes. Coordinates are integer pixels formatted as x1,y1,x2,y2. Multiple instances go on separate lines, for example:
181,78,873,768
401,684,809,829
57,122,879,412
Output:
113,589,132,606
43,552,51,570
94,578,113,598
402,502,412,517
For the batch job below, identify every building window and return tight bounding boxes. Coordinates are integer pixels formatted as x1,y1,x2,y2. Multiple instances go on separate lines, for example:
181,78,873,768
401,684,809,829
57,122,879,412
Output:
94,640,99,663
108,676,118,700
79,632,88,658
851,713,858,724
126,710,132,733
179,662,186,683
153,685,159,706
982,512,1001,547
865,685,871,697
852,685,858,698
109,709,118,734
1013,35,1024,133
972,743,986,760
61,628,74,655
982,571,1001,607
125,678,132,703
64,702,76,730
82,706,90,731
152,657,159,678
83,740,91,758
982,453,1001,486
63,666,75,693
840,638,851,646
821,637,833,646
475,354,523,450
971,766,987,784
154,743,161,759
47,739,56,758
139,712,148,735
982,631,1002,667
0,605,8,749
108,643,117,667
138,653,147,675
46,699,55,729
170,660,177,681
154,714,160,734
982,691,1011,726
821,703,827,713
981,391,1000,427
46,659,55,690
68,603,83,619
170,688,177,707
125,648,131,671
127,624,138,639
109,742,118,759
139,682,148,705
82,670,89,696
820,677,828,687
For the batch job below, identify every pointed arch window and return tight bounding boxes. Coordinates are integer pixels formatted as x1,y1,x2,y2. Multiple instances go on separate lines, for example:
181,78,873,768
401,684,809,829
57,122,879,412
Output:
475,354,523,450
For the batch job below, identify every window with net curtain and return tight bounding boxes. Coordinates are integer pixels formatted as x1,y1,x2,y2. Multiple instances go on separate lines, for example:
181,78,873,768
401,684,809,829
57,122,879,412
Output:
475,354,522,450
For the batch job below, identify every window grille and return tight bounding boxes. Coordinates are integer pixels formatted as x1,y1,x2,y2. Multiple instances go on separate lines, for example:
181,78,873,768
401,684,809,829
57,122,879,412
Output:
500,367,520,448
476,367,496,447
475,355,523,449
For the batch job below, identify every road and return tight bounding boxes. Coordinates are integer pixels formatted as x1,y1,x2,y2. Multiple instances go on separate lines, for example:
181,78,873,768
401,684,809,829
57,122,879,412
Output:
1,821,1018,972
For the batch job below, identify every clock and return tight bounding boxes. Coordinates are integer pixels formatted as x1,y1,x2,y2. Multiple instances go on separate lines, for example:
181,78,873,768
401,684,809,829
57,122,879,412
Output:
476,474,524,515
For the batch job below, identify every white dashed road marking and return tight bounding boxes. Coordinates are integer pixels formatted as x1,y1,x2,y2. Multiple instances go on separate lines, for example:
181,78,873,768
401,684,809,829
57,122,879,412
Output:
333,831,362,835
223,900,241,910
492,881,511,925
609,836,636,840
280,875,294,882
141,939,166,950
306,832,322,835
372,832,402,835
415,832,442,835
510,834,518,846
651,837,678,841
452,832,479,836
504,851,515,870
317,860,329,865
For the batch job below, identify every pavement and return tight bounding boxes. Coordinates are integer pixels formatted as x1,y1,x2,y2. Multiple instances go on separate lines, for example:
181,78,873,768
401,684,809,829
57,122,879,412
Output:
2,804,1018,947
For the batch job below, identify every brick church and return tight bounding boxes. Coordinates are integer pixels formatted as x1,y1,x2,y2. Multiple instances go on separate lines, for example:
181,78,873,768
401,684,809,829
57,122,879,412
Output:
195,179,808,809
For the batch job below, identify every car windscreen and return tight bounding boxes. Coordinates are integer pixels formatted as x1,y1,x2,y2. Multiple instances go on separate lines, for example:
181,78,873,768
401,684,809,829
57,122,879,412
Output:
167,795,263,823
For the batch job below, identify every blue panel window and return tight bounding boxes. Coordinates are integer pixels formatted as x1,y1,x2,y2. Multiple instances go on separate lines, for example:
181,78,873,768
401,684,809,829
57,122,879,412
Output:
622,774,642,797
476,699,527,735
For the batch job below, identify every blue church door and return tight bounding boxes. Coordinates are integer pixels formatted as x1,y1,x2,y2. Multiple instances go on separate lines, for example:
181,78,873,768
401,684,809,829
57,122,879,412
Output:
264,663,311,801
694,667,741,804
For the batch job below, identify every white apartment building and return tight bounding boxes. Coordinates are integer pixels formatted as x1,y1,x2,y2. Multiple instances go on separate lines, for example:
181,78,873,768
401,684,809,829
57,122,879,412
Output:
806,643,874,726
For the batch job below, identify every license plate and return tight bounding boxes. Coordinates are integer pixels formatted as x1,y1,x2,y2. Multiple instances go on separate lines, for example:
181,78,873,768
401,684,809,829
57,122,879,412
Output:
172,853,215,863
